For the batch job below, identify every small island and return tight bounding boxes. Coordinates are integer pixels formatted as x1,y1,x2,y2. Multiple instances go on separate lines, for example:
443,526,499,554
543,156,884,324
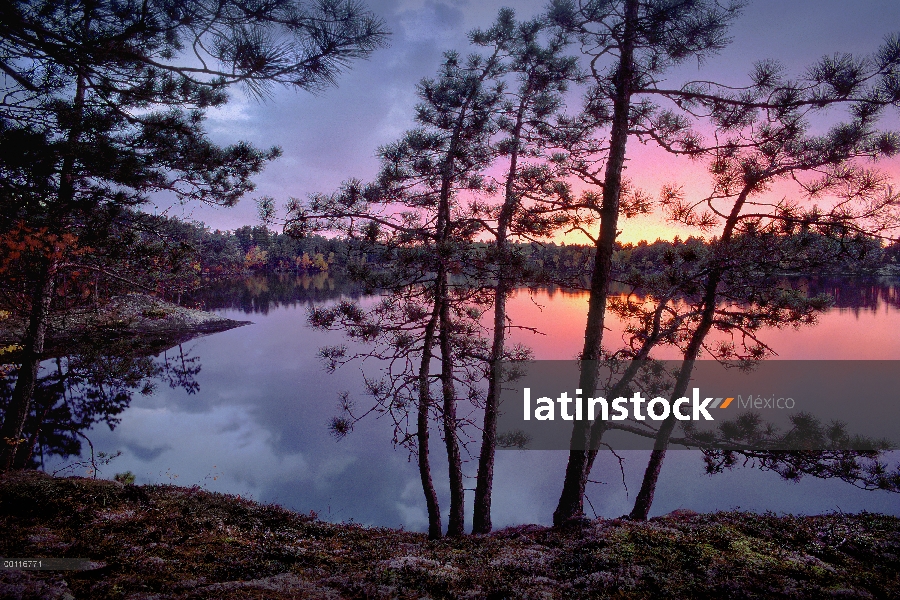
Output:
0,294,250,361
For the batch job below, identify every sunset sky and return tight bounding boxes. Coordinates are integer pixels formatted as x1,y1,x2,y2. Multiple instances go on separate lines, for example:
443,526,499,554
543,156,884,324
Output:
164,0,900,245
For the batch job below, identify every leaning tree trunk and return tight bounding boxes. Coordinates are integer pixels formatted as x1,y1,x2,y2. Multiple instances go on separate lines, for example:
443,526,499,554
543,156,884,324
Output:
553,0,639,526
628,360,700,520
472,91,528,534
0,262,54,471
417,289,443,539
629,185,752,520
471,273,509,534
438,268,465,537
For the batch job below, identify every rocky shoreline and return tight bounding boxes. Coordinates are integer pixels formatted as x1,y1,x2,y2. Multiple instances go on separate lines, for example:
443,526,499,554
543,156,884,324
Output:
0,294,250,359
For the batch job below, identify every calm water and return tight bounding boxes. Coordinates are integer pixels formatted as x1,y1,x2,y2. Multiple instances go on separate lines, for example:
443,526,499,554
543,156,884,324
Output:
40,275,900,530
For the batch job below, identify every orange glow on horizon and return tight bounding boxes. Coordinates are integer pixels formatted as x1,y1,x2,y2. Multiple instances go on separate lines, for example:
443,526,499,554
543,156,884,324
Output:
545,142,900,247
552,213,706,246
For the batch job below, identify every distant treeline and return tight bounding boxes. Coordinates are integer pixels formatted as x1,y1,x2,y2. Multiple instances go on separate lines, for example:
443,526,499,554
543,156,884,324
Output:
174,219,898,283
166,222,349,278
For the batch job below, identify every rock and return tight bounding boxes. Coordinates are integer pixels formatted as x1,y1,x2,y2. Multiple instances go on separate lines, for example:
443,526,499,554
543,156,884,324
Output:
664,508,699,519
201,573,342,598
0,293,250,358
0,571,75,600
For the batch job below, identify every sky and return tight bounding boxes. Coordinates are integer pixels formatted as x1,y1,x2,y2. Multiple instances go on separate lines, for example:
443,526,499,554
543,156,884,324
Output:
160,0,900,245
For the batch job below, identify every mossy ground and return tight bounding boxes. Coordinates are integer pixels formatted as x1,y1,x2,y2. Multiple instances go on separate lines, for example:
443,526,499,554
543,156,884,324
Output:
1,471,898,599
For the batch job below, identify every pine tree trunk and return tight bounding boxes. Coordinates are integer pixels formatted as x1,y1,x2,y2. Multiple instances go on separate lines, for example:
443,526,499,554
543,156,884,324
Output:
629,432,675,521
0,262,54,472
418,290,443,539
439,270,465,537
629,407,680,520
627,290,717,521
472,92,527,534
629,186,752,520
471,278,506,534
554,0,639,526
431,68,485,537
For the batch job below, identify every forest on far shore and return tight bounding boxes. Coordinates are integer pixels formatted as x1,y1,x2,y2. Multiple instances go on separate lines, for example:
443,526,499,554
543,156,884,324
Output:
120,217,900,289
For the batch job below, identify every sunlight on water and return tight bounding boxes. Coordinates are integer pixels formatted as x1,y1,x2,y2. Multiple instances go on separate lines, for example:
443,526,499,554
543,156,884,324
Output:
506,285,900,360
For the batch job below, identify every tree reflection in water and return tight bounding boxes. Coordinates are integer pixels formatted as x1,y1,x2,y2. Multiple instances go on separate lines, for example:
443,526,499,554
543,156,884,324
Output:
184,273,363,314
3,274,897,481
0,338,201,472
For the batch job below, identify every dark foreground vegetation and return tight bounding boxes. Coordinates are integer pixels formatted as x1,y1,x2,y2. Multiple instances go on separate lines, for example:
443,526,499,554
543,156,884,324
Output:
1,471,898,599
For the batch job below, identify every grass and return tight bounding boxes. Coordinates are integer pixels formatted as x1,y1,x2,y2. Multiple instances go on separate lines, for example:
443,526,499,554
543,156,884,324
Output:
1,470,898,598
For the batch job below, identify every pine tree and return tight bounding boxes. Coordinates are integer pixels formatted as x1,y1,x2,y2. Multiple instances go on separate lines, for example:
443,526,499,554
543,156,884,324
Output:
0,0,387,470
298,44,505,537
549,0,747,526
548,0,900,525
469,9,585,534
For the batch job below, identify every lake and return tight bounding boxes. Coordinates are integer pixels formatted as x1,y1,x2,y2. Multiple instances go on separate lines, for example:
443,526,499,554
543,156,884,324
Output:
36,275,900,530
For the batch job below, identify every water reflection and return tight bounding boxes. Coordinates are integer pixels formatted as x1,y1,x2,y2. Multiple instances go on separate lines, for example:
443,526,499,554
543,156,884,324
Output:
184,273,363,314
15,275,900,529
189,273,900,316
512,278,900,361
0,339,201,471
801,278,900,313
